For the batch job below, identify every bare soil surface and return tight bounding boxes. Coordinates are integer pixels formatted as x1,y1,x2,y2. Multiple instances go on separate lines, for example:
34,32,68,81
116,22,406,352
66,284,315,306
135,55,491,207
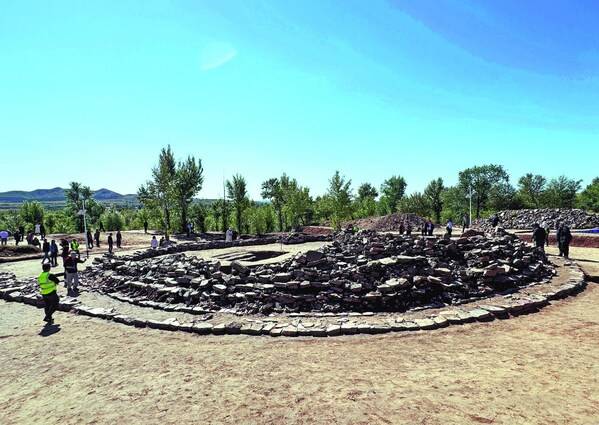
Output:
1,246,598,424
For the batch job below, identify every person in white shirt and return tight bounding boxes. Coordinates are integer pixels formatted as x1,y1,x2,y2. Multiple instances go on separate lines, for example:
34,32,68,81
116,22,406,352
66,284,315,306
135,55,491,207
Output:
446,219,454,237
151,235,158,249
225,228,233,243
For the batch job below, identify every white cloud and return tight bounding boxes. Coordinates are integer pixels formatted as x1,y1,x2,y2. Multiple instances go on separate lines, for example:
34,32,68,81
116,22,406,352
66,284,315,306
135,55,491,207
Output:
200,41,237,71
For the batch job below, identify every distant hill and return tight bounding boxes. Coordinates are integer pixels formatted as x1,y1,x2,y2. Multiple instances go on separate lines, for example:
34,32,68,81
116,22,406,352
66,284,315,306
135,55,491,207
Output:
0,187,138,206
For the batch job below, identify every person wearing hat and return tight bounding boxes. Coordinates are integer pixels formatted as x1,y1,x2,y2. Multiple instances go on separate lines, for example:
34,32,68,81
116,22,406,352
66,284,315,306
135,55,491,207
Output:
38,263,60,324
63,251,86,295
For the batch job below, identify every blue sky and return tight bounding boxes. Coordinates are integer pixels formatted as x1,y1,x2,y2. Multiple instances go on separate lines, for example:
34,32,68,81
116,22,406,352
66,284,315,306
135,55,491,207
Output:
1,0,598,199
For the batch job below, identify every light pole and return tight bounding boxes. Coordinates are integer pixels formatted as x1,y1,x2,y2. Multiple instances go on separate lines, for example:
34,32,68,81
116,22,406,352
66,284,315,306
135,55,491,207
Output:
469,184,473,228
79,199,90,259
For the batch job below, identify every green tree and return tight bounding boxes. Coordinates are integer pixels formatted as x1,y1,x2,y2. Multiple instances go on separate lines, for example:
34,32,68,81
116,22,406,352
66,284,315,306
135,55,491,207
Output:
327,171,353,230
398,192,430,217
354,183,378,218
261,177,285,231
226,174,249,233
424,178,444,223
458,164,510,218
577,177,599,212
138,145,176,237
19,201,45,229
101,209,125,231
65,181,93,232
357,183,378,200
517,173,546,208
380,176,407,214
173,156,204,232
188,202,208,233
544,176,582,208
440,186,468,223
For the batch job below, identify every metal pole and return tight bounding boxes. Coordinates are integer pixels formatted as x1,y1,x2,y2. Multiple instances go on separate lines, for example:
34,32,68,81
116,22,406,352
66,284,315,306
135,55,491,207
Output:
82,199,89,259
469,184,472,228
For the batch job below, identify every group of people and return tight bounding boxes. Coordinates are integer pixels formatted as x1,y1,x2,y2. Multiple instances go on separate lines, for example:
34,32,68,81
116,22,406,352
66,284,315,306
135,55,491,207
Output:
0,224,45,247
83,229,123,253
532,222,573,258
38,238,87,324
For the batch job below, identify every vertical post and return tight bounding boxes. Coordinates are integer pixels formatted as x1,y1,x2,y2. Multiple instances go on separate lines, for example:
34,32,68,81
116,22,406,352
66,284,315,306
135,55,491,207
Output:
469,184,473,228
82,199,89,259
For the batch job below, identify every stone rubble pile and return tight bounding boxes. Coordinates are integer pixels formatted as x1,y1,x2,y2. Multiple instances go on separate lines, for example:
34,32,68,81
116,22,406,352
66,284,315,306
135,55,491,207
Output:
80,230,554,315
480,209,599,230
107,234,331,263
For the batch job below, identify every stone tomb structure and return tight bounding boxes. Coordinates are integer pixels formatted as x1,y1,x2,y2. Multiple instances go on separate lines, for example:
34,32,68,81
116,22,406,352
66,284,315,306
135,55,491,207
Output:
0,230,588,337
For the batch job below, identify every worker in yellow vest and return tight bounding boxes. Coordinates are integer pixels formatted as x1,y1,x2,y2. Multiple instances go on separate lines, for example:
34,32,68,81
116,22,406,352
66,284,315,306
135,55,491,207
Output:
70,238,80,259
38,263,60,324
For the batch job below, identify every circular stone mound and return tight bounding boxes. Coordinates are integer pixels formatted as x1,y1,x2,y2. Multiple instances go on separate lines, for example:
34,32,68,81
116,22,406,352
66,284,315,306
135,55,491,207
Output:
77,229,555,315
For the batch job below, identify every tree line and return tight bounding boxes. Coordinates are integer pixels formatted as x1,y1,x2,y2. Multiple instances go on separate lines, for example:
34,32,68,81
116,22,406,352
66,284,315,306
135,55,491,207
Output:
1,147,597,235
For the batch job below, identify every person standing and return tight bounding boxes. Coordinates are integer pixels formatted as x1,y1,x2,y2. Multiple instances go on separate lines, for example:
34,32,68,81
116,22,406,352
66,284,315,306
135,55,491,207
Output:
41,238,51,263
116,230,122,248
108,233,114,254
34,222,41,235
64,251,86,294
0,229,8,246
18,225,25,242
532,224,547,252
40,223,46,239
406,223,412,236
38,263,60,324
13,229,20,246
399,222,405,235
70,238,80,259
446,219,453,237
143,220,148,234
462,213,468,233
94,229,100,248
557,224,572,259
421,223,427,236
428,220,434,236
50,239,59,267
491,214,499,228
86,229,94,249
151,235,158,249
99,221,105,232
543,223,551,247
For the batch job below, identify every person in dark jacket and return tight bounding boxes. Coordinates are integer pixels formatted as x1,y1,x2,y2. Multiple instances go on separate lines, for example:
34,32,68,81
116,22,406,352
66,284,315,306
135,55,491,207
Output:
428,220,434,236
399,222,405,235
108,233,114,254
116,230,122,248
557,224,572,259
13,230,20,246
143,220,148,234
38,263,60,324
64,251,86,294
50,240,59,267
491,214,499,227
86,230,94,249
41,239,51,263
406,223,412,236
94,229,100,248
532,224,547,252
18,225,25,242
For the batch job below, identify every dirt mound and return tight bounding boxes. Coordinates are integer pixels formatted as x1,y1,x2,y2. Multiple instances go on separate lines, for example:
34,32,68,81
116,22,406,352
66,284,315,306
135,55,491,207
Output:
300,226,334,236
346,213,426,232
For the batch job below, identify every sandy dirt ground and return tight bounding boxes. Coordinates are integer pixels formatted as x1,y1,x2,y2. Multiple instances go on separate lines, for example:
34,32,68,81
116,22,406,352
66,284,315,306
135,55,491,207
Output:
1,246,598,425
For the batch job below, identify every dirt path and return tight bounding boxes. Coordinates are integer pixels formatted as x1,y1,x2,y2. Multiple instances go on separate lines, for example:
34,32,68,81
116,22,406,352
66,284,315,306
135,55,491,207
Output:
1,288,598,423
